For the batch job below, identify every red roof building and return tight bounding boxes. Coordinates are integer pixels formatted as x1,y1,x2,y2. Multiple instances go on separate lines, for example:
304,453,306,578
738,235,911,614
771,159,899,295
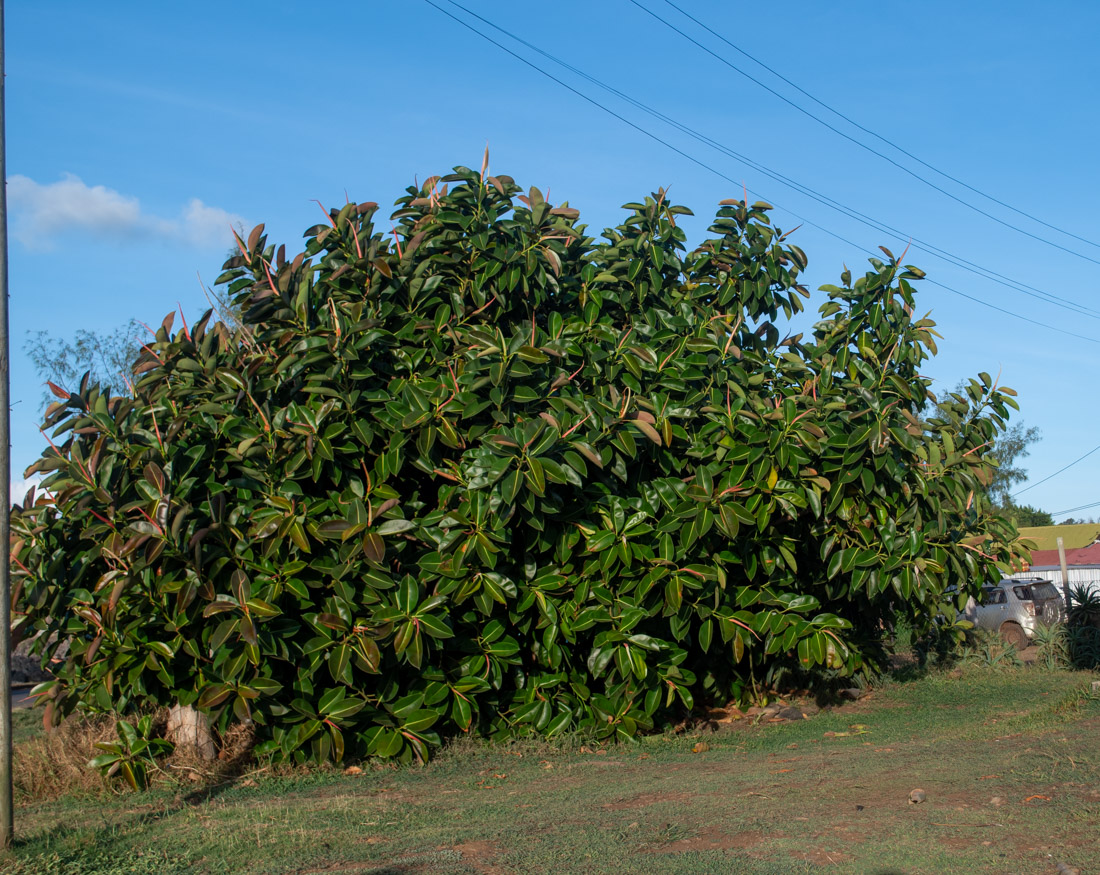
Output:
1028,541,1100,569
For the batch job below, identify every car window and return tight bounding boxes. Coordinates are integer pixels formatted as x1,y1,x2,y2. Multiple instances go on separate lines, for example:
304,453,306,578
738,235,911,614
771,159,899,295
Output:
980,588,1006,605
1030,583,1060,601
1012,585,1033,601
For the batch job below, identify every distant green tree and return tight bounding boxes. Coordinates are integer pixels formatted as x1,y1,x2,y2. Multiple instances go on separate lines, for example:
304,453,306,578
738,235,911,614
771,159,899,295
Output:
24,246,245,406
1005,505,1054,528
988,421,1041,508
932,383,1041,522
24,319,145,403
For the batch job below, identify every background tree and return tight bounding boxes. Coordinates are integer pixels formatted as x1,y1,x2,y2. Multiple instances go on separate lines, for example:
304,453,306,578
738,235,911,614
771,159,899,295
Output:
23,237,246,405
1005,505,1054,527
24,319,145,402
932,382,1045,522
988,421,1041,507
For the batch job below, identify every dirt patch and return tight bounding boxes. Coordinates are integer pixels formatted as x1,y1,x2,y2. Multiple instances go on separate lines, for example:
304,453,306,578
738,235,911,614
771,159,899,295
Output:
603,791,694,810
650,826,766,853
453,840,508,875
791,848,854,865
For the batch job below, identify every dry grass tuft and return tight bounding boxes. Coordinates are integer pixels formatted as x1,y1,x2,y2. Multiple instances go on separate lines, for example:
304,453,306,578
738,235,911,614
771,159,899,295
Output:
218,721,257,770
13,715,115,803
14,709,266,802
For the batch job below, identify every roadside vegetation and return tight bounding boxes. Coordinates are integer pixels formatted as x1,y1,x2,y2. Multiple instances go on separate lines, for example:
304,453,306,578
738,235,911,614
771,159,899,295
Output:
10,163,1077,872
5,654,1100,874
12,163,1026,774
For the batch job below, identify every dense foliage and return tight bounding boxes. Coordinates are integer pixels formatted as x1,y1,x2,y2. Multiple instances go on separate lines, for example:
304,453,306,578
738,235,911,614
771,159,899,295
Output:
11,164,1026,763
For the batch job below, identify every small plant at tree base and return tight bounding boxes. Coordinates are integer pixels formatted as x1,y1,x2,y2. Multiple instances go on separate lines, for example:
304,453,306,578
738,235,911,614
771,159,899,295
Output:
88,715,173,791
912,616,971,669
890,616,915,654
12,162,1027,765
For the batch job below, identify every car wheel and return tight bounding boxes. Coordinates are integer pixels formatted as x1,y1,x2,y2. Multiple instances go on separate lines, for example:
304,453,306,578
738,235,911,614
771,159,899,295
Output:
999,622,1028,650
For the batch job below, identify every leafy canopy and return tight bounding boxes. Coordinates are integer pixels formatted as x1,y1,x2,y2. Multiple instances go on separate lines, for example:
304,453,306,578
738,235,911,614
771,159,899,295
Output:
12,164,1025,763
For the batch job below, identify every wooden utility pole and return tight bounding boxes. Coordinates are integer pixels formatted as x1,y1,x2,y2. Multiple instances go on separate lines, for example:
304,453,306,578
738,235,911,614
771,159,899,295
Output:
0,0,14,850
1057,536,1072,611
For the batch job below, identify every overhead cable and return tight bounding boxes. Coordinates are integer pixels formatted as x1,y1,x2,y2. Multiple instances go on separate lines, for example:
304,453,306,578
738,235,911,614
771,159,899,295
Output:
423,0,1100,346
654,0,1100,254
1048,500,1100,517
439,0,1100,322
627,0,1100,268
1014,442,1100,497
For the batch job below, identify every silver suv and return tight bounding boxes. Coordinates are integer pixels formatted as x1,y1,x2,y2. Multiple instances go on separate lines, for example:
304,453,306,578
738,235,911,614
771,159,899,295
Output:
963,578,1065,649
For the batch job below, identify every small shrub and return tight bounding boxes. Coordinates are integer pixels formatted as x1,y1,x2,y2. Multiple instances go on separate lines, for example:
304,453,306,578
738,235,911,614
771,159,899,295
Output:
890,616,914,654
1069,625,1100,670
911,617,970,668
1065,585,1100,669
1068,584,1100,629
1031,622,1069,670
960,629,1022,670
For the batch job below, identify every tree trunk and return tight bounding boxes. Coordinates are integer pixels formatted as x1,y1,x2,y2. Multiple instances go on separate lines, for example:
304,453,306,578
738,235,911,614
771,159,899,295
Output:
166,704,215,760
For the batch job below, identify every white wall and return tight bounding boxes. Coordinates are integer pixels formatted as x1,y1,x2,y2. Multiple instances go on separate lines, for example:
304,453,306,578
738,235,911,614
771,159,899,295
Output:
1006,566,1100,598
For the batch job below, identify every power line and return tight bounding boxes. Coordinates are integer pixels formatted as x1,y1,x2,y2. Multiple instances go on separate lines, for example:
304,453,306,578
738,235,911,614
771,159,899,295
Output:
431,0,1100,336
627,0,1100,269
423,1,1100,515
445,0,1100,321
923,279,1099,345
1014,442,1100,498
1049,500,1100,517
654,0,1100,255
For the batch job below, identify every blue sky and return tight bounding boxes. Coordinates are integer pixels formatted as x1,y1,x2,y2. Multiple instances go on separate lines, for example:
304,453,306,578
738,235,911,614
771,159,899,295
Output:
6,0,1099,519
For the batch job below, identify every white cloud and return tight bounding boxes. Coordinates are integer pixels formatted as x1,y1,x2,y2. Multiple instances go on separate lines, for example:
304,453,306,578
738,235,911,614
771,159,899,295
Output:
10,474,46,508
7,173,246,251
174,198,245,248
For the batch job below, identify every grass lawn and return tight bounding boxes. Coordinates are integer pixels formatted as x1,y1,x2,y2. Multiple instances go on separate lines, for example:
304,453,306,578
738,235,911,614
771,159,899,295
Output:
5,665,1100,874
